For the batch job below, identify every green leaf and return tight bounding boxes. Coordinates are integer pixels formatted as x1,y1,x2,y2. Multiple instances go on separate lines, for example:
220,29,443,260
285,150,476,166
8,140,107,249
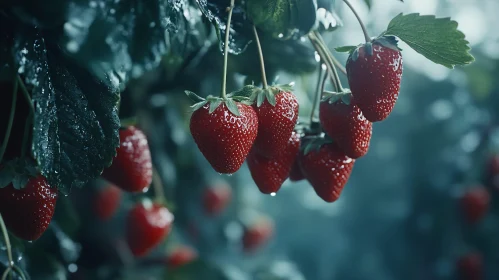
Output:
383,13,474,68
273,82,294,92
58,0,183,87
256,91,265,107
191,101,208,111
185,90,205,103
13,30,120,193
246,0,317,39
225,99,240,116
335,46,357,53
316,6,343,32
228,85,258,99
209,99,222,113
265,89,277,106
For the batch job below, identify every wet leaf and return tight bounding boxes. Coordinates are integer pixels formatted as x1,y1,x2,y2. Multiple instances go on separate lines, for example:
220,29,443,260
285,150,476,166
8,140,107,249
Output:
195,0,252,54
12,27,120,193
246,0,317,39
59,0,184,88
383,13,474,68
316,0,342,32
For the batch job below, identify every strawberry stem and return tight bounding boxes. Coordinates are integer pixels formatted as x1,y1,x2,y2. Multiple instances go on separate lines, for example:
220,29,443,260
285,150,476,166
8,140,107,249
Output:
221,0,236,99
314,34,347,76
0,78,18,163
252,25,268,89
152,166,167,205
16,76,34,114
330,54,347,76
343,0,371,43
310,62,324,125
313,32,344,92
0,213,23,280
308,32,344,93
20,111,33,157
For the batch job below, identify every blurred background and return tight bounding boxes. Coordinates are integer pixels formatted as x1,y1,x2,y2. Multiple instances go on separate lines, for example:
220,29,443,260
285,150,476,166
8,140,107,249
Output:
2,0,499,279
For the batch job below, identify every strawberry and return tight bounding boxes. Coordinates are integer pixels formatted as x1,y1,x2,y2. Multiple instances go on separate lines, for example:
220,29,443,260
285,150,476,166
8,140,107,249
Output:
247,131,300,194
94,183,122,221
346,38,403,122
298,142,355,202
166,246,198,269
460,187,490,224
289,160,305,182
102,126,152,193
251,88,299,158
0,175,58,241
242,218,274,253
190,102,258,174
457,253,483,280
126,200,174,257
203,181,232,216
319,93,372,159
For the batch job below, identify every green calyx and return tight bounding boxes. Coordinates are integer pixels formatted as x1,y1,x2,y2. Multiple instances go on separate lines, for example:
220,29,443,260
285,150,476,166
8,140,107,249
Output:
0,157,39,190
339,35,402,62
302,134,333,155
321,90,352,105
184,90,252,117
232,82,294,108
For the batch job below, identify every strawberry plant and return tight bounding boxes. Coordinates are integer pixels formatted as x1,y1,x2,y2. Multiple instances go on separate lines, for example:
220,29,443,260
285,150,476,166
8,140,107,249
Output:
0,0,482,279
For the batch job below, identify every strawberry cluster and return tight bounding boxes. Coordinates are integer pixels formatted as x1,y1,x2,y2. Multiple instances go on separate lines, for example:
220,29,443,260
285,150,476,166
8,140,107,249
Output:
188,37,404,203
188,85,302,194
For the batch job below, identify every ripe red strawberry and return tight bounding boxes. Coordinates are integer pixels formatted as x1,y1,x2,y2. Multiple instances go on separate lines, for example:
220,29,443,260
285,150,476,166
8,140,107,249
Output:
190,103,258,174
319,94,372,159
166,246,198,268
203,181,232,215
247,131,300,194
460,187,490,224
243,218,274,253
346,38,403,122
289,160,305,182
126,201,174,257
94,184,122,221
0,175,58,241
252,90,299,158
457,253,483,280
102,126,152,193
298,142,355,202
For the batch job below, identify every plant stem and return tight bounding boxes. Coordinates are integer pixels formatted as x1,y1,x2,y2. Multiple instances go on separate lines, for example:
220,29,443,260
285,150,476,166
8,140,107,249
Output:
0,214,13,280
343,0,371,43
308,33,344,92
221,0,236,99
313,32,344,91
314,33,347,76
252,25,268,89
152,166,166,205
20,112,33,157
330,54,347,76
16,76,34,114
0,80,18,163
310,63,324,125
